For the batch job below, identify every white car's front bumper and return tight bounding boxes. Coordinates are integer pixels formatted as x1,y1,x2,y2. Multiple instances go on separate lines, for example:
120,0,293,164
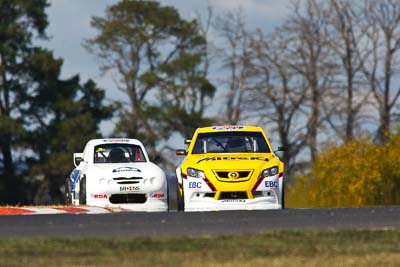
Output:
85,177,168,211
89,198,168,212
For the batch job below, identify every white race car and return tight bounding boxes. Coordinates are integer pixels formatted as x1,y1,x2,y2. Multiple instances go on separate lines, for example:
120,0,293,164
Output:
66,138,168,211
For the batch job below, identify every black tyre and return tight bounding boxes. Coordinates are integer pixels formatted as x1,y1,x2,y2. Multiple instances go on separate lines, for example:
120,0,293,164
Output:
177,182,184,211
65,178,72,205
281,181,285,209
166,178,170,211
79,176,86,205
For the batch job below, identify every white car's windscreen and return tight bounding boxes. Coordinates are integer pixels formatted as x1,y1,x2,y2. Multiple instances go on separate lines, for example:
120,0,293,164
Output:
94,144,146,163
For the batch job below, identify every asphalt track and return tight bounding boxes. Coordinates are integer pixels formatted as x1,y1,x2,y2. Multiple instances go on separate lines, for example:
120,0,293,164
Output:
0,206,399,239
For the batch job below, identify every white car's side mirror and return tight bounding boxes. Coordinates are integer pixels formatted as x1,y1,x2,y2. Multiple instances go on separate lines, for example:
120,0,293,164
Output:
73,153,84,167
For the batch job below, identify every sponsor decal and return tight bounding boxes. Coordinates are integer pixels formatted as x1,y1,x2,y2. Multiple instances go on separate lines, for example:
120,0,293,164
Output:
151,193,166,199
103,139,130,142
211,125,244,131
120,186,140,192
188,181,202,189
69,169,81,191
91,194,108,199
221,199,246,203
112,167,141,173
70,169,81,182
197,156,269,164
265,181,278,188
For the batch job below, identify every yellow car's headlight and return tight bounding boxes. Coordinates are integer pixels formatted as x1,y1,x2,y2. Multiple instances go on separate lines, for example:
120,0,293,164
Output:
262,166,278,177
187,168,205,179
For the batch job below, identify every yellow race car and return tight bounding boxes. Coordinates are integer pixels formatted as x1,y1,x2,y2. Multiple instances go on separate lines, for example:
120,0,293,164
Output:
175,125,284,211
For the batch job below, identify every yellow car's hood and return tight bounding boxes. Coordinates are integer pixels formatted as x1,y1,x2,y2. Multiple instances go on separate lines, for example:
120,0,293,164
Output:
184,153,279,169
181,153,282,192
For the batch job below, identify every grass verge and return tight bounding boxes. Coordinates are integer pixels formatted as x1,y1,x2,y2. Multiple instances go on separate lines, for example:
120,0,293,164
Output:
1,230,400,267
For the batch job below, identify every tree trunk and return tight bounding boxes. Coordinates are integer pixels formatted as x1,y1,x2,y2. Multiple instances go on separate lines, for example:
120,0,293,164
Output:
378,107,390,141
0,136,14,176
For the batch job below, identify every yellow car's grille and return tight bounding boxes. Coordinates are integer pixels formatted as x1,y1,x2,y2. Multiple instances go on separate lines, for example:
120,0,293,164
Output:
213,169,254,182
219,191,248,199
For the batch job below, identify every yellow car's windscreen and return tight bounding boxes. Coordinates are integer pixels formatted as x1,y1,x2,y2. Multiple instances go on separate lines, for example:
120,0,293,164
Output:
191,131,271,154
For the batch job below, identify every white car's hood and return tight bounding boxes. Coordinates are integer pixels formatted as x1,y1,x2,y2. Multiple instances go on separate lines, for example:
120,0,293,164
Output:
89,163,164,178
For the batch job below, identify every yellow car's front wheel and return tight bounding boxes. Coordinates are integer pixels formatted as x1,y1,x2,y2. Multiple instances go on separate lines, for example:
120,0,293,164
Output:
177,182,184,211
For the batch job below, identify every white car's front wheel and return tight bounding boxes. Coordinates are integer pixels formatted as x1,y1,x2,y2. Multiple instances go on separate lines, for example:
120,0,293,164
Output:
65,178,72,205
79,177,86,205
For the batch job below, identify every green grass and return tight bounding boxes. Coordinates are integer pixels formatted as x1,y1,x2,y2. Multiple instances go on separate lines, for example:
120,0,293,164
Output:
1,230,400,267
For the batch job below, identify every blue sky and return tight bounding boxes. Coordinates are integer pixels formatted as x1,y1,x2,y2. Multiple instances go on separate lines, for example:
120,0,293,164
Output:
38,0,291,134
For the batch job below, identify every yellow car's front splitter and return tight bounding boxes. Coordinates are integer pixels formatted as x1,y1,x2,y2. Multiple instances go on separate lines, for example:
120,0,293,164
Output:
180,174,283,212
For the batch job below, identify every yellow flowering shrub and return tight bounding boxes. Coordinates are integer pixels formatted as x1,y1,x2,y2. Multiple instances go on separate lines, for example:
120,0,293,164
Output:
287,131,400,207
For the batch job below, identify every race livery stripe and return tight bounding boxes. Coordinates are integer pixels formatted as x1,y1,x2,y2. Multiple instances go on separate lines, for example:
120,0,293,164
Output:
203,177,217,191
252,177,264,191
0,208,35,215
0,207,111,216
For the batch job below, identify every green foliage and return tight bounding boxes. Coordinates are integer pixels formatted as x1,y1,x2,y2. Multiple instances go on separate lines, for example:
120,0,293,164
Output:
287,131,400,207
85,0,215,161
160,106,215,139
0,116,23,136
24,59,116,203
0,0,116,204
0,0,50,203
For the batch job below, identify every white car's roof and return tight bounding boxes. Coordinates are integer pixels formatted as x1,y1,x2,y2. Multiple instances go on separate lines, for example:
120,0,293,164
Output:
86,138,144,147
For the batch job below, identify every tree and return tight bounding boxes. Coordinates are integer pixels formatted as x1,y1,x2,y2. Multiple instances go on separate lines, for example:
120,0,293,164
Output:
247,29,309,178
21,50,116,203
85,0,214,159
0,0,116,204
213,7,253,124
323,0,370,142
358,0,400,142
283,0,334,160
0,0,48,176
0,0,49,203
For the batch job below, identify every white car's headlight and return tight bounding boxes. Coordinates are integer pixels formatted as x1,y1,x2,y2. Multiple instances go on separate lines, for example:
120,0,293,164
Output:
187,168,205,179
262,166,279,177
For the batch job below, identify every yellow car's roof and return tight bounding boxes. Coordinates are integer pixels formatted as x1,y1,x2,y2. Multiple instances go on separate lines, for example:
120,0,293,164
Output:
195,125,264,133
